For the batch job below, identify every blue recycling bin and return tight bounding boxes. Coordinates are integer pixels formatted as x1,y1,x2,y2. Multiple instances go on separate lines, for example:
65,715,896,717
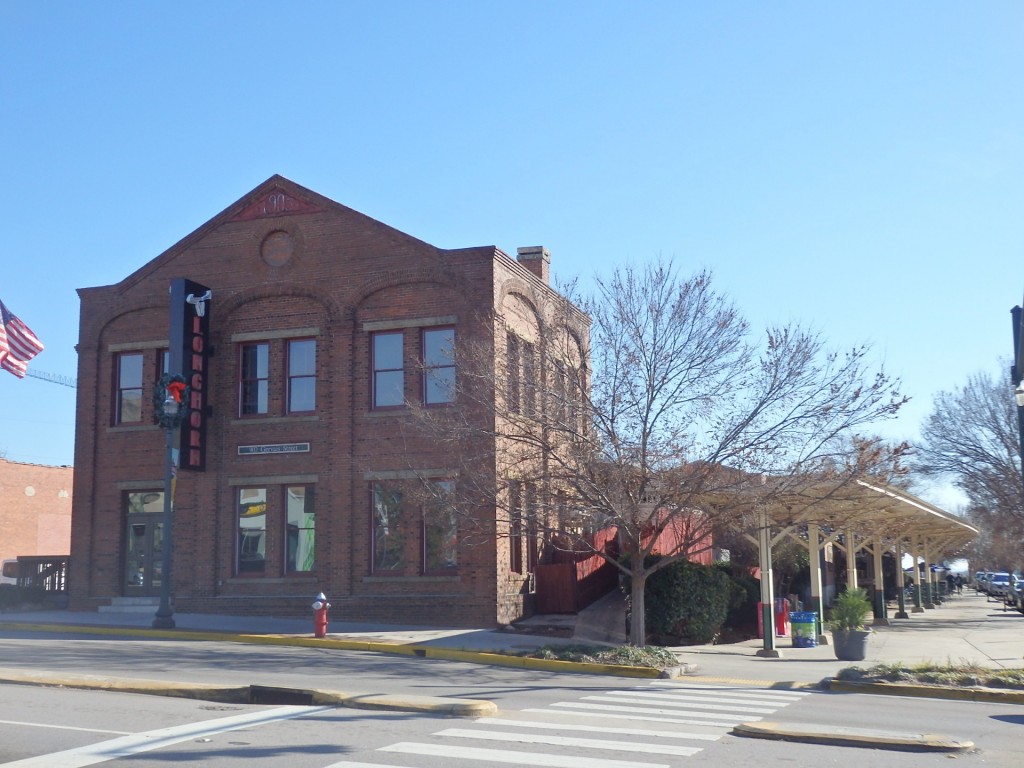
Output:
790,611,818,648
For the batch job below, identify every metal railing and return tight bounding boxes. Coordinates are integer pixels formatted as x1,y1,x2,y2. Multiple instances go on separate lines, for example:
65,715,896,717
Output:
11,556,69,593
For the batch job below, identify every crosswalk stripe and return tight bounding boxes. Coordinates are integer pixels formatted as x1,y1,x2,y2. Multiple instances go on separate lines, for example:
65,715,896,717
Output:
522,706,741,729
549,701,756,727
480,717,722,741
381,742,670,768
606,690,789,708
581,694,776,714
436,728,703,756
649,682,810,699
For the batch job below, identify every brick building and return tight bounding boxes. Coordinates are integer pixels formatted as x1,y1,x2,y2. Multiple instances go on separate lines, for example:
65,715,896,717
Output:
0,458,73,565
69,175,590,626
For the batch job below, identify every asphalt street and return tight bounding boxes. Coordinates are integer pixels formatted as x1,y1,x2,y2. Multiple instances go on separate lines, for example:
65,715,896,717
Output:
1,587,1021,753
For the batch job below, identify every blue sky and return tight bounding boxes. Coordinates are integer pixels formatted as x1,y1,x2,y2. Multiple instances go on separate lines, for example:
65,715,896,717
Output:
1,3,1021,510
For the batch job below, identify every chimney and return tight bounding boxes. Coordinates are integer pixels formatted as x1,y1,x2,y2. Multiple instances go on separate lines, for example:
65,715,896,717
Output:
516,246,550,285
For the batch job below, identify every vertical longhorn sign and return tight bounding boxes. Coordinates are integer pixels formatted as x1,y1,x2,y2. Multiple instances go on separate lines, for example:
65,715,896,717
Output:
169,278,212,471
1012,301,1024,387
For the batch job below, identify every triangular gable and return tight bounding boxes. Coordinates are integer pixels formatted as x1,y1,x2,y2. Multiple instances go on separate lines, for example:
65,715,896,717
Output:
106,174,452,295
229,185,324,221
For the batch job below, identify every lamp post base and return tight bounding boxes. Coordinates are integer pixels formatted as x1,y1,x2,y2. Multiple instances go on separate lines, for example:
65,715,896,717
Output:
153,605,175,629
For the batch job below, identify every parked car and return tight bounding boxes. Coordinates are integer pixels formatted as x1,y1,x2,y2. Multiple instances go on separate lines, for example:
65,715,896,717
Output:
1008,578,1024,612
987,572,1011,599
0,559,17,586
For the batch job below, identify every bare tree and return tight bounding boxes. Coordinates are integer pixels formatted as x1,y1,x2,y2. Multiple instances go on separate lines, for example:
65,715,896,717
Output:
914,366,1024,571
410,260,906,644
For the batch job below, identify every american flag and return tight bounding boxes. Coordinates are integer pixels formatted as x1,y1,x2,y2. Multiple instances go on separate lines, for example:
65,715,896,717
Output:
0,299,44,378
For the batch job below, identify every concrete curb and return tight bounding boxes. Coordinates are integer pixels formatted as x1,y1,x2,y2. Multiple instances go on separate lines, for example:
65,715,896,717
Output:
827,678,1024,705
733,721,974,752
0,668,497,717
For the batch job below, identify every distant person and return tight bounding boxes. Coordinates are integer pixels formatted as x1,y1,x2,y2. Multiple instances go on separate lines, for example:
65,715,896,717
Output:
955,574,963,595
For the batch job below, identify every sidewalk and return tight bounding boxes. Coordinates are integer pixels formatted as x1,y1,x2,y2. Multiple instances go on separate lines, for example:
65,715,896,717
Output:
1,589,1021,686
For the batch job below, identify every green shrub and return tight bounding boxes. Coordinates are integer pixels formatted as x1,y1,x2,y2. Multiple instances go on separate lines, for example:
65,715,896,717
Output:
0,584,46,610
644,558,733,644
714,561,760,634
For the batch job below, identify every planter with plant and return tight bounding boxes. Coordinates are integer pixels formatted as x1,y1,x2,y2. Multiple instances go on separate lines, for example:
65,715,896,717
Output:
828,587,873,661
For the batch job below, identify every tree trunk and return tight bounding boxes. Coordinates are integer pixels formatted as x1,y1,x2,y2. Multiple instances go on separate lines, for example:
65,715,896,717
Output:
629,565,647,647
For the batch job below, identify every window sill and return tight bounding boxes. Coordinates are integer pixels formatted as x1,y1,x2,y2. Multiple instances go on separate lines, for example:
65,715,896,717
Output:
363,408,409,419
362,574,460,583
363,406,460,418
224,575,317,584
230,415,320,426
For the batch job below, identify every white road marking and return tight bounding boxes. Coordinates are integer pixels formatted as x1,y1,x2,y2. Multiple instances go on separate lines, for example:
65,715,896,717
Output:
0,720,130,735
381,742,670,768
479,717,722,741
649,682,810,699
0,705,332,768
549,701,756,727
605,690,788,709
581,693,776,714
523,706,739,728
436,727,703,756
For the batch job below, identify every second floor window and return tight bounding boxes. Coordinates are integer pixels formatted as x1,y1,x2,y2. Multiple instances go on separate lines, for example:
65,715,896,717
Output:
287,339,316,413
423,327,455,405
372,332,404,408
115,353,143,424
240,342,269,415
506,334,521,414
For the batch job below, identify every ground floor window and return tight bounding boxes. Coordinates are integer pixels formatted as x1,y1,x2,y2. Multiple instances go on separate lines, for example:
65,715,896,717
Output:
236,484,315,576
371,480,457,575
285,486,316,573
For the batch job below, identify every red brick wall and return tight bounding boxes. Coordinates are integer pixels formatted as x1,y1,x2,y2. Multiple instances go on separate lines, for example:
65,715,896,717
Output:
0,459,73,563
71,177,589,628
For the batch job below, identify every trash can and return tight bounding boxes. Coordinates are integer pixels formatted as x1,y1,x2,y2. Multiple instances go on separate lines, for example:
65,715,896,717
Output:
790,611,818,648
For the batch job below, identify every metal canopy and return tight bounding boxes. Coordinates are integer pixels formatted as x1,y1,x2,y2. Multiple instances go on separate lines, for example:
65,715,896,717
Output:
759,478,977,554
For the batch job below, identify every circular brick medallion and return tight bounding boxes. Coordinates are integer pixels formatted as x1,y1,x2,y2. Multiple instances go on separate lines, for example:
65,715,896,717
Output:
261,230,295,267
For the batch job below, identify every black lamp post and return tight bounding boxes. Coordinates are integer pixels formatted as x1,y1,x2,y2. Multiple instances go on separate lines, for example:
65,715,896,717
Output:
153,376,188,629
1011,305,1024,497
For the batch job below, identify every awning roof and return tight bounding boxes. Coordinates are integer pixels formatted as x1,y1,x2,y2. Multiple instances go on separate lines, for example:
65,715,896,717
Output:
777,479,978,555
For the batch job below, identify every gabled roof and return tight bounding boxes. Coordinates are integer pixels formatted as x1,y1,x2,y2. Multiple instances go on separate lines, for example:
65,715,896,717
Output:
101,175,477,294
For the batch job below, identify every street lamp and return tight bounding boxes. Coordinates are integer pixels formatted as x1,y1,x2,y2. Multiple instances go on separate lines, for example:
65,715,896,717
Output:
153,376,187,629
1015,385,1024,498
1010,305,1024,497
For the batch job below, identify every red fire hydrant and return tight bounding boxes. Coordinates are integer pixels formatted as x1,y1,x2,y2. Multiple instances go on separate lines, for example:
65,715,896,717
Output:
312,592,331,638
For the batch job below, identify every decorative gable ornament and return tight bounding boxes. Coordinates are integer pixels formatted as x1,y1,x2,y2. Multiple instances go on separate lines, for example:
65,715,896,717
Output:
230,187,322,222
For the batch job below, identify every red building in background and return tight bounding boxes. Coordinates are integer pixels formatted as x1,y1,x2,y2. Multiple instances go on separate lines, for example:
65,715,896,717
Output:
0,458,72,566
